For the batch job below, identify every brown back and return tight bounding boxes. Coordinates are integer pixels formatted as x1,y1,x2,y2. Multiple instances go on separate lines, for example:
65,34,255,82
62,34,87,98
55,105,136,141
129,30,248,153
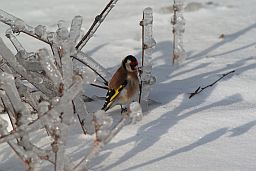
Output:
108,66,127,90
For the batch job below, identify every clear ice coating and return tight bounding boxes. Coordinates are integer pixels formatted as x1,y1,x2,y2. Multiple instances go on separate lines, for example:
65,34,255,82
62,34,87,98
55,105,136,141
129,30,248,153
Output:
38,48,63,88
172,0,186,64
140,7,156,112
0,3,144,170
129,102,143,124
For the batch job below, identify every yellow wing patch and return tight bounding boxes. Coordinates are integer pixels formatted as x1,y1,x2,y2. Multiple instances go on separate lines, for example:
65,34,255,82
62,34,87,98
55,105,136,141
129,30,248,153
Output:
102,80,128,111
110,84,125,101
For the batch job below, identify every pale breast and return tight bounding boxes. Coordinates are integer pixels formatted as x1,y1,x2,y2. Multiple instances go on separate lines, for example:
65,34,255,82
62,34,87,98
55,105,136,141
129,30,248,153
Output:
126,72,140,100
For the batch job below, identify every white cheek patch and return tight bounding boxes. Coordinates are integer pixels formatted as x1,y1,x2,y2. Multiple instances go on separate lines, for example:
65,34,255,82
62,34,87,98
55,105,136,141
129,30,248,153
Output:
125,63,132,72
125,60,133,72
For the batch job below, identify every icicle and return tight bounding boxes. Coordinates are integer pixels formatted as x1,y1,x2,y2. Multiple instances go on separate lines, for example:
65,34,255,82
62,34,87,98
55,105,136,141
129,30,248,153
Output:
172,0,186,64
38,48,63,88
69,16,83,47
140,7,156,111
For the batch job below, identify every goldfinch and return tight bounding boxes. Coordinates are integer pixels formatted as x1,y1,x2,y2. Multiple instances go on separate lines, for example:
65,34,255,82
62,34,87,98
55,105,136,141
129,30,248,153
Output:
102,55,140,111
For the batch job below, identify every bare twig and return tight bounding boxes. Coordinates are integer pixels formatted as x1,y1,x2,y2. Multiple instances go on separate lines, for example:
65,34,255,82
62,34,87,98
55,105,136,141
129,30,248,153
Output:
139,10,145,103
76,0,119,50
172,0,177,64
189,70,235,99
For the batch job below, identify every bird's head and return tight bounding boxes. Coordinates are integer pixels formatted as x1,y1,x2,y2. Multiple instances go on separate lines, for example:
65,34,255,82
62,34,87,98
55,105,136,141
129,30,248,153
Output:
122,55,138,72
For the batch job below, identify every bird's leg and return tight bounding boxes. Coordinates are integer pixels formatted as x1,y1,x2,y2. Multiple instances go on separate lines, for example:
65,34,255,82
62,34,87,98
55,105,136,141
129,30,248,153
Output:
120,105,127,114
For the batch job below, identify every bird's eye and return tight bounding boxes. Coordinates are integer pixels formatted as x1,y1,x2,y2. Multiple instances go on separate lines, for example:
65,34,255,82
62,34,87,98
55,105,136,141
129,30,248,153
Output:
130,61,138,66
130,63,138,70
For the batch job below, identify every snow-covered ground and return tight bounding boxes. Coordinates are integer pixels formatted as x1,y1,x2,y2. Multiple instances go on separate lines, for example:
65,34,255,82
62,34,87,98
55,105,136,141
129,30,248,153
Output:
1,0,256,170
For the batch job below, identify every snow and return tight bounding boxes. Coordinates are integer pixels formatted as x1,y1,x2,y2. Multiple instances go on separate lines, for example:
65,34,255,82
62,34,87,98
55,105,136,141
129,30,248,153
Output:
1,0,256,170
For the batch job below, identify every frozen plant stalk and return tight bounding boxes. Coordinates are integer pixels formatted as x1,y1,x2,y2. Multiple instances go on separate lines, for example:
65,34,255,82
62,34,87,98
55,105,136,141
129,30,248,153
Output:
74,102,143,171
139,7,156,111
172,0,186,64
0,2,145,170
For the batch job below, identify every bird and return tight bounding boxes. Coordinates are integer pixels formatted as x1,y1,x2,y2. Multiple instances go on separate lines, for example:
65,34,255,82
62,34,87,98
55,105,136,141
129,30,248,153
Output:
101,55,140,112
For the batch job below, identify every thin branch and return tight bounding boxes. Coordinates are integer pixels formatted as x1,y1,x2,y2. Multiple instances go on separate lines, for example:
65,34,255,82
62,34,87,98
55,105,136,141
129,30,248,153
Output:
172,0,177,64
90,83,108,90
139,11,145,103
71,55,109,85
75,0,119,50
72,100,87,135
189,70,235,99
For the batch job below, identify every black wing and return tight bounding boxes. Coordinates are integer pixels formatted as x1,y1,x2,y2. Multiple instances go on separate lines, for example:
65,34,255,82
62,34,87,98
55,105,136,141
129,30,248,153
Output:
101,80,128,111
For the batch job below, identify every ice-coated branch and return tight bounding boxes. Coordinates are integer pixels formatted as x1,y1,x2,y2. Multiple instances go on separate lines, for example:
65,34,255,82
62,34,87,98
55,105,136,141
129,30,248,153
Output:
69,16,83,46
172,0,186,64
0,9,50,44
73,51,111,85
139,7,156,111
76,0,119,50
5,28,25,52
73,102,142,171
73,95,95,135
56,21,73,90
0,75,83,145
0,114,71,171
0,3,147,170
0,117,28,165
5,29,43,72
0,90,17,129
0,72,42,170
50,22,78,171
0,38,57,98
38,48,63,89
47,32,62,68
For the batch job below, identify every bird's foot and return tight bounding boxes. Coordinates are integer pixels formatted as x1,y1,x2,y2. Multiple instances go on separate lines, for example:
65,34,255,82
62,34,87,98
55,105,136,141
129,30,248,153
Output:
120,106,128,114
